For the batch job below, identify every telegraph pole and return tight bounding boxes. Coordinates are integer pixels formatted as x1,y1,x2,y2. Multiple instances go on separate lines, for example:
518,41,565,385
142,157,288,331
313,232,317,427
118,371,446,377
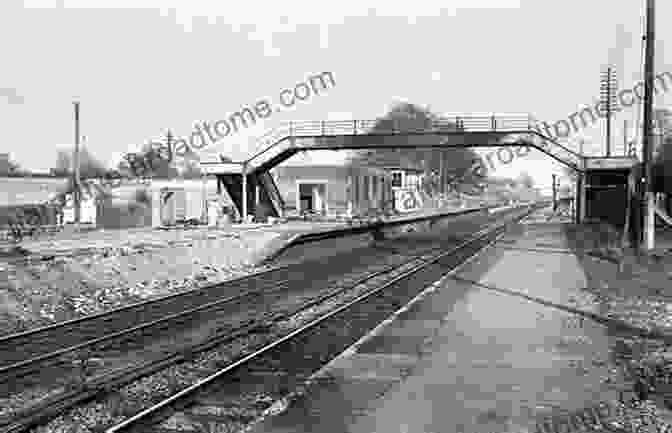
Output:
73,101,81,227
642,0,656,251
601,67,618,157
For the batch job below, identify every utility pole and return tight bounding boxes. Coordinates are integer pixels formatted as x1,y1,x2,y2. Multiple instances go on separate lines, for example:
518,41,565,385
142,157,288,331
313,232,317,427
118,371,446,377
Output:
642,0,656,251
601,67,618,157
73,101,81,227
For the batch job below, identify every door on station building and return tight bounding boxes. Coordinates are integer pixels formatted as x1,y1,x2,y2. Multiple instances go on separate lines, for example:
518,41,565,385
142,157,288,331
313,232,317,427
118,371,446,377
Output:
298,182,327,214
585,170,629,227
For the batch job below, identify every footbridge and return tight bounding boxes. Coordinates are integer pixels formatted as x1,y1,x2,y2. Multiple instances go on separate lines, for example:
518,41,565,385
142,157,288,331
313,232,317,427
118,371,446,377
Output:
200,114,586,220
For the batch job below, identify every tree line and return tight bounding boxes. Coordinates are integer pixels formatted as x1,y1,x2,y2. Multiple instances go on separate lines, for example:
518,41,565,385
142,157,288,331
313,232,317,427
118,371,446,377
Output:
48,140,203,181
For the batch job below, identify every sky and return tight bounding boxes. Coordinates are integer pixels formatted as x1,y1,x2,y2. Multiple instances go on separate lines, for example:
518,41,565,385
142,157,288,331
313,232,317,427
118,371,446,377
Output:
1,0,671,191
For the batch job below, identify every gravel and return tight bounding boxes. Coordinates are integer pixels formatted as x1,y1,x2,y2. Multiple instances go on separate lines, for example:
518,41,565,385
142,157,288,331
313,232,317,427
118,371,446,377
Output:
25,247,432,433
0,229,280,336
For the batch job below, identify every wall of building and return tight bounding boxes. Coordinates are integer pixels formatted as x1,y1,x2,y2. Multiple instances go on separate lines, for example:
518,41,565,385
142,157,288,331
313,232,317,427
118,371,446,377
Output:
62,196,97,224
273,165,349,216
273,164,392,218
348,167,393,216
147,178,224,227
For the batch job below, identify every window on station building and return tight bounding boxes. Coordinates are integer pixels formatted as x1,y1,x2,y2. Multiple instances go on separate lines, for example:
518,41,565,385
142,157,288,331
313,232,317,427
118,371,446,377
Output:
391,171,403,187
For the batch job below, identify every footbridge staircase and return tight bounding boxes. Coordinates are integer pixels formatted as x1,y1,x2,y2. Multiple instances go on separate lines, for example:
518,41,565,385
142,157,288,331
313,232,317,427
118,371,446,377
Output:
200,114,585,220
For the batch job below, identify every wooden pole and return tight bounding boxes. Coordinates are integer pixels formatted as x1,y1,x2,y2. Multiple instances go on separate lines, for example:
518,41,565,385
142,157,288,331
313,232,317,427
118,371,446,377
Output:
73,101,81,227
242,163,248,223
642,0,656,251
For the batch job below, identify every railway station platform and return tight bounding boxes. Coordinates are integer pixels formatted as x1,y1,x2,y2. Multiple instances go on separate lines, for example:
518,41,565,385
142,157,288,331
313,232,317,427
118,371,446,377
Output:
246,218,631,433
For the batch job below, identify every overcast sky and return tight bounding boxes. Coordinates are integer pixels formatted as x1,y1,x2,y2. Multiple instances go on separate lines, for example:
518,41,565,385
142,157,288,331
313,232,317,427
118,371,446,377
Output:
1,0,670,189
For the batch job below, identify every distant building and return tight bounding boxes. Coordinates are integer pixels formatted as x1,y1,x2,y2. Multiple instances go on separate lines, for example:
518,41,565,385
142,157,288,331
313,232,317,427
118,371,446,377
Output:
145,178,232,228
62,193,98,225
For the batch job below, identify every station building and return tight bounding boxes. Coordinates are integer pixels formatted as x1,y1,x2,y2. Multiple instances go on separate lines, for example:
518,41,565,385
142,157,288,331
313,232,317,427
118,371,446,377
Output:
271,150,394,218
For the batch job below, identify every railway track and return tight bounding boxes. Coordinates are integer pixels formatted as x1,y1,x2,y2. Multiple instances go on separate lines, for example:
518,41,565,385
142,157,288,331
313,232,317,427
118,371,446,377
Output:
0,207,511,384
0,205,536,433
0,230,439,381
101,206,537,433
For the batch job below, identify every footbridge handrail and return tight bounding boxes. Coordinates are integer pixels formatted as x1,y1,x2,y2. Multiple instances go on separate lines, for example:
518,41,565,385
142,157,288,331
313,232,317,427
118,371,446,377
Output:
527,116,584,159
232,114,584,172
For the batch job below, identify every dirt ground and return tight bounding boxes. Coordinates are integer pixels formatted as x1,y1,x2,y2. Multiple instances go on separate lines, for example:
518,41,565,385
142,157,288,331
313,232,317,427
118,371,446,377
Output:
0,226,286,336
561,216,672,412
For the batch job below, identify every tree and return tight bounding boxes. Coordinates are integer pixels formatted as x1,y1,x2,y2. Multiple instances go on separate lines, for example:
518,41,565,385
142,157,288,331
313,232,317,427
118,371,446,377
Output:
119,143,179,179
52,146,110,179
348,102,485,196
141,143,178,179
118,153,145,178
52,150,71,177
181,159,202,179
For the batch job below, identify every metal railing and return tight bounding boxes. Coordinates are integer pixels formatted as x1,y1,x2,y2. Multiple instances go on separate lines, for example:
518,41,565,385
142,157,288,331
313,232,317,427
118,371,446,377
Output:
213,114,585,173
243,115,535,170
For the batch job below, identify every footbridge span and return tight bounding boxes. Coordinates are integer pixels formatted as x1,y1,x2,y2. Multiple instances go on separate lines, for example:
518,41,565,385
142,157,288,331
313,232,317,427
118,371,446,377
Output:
200,114,585,220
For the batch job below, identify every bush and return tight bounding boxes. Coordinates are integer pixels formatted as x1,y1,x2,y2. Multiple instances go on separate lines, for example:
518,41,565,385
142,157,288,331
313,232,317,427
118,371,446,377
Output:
132,188,151,206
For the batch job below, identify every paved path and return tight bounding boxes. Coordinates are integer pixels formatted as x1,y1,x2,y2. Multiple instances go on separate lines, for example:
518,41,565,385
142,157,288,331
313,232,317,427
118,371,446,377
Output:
247,220,627,433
